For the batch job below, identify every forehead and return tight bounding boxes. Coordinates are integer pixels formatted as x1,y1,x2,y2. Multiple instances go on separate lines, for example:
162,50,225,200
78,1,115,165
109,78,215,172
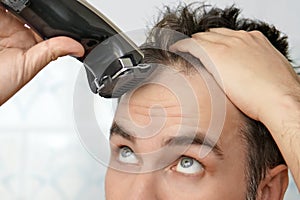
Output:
116,67,209,131
109,66,248,192
114,66,243,142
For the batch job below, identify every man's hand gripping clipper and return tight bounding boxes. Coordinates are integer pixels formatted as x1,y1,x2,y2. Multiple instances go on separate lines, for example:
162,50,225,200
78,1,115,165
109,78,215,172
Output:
0,0,153,98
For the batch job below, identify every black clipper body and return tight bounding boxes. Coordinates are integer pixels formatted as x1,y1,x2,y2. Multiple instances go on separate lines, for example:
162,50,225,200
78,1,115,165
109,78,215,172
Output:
1,0,152,98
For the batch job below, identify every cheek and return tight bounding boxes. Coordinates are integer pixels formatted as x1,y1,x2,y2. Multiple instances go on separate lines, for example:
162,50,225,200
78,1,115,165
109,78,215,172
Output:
163,174,246,200
105,168,245,200
105,168,121,198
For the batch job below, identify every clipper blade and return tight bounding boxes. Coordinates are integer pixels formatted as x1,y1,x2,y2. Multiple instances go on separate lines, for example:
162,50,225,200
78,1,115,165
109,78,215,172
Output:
98,64,155,98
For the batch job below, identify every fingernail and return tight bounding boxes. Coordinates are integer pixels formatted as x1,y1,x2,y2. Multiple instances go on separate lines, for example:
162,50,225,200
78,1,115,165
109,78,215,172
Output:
169,44,177,52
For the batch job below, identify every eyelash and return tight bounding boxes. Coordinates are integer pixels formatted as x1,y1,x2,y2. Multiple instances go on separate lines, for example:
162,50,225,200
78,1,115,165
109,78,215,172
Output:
114,145,206,175
171,156,205,176
115,145,140,161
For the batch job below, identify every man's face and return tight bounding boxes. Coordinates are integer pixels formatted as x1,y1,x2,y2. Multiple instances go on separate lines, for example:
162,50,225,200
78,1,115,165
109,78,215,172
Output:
105,67,248,199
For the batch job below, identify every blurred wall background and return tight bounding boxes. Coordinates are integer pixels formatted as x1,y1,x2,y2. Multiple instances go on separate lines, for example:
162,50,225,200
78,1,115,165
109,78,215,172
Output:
0,0,299,199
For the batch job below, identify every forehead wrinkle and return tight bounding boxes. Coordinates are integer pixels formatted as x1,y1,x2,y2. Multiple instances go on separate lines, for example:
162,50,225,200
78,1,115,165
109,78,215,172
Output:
127,99,180,111
127,102,180,108
125,101,202,118
129,107,184,118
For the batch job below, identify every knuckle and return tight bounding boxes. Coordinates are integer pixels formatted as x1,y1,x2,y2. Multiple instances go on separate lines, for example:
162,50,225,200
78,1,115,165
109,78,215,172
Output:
229,36,244,45
45,40,58,61
192,32,206,38
237,30,248,35
249,30,265,38
237,30,252,39
214,43,228,52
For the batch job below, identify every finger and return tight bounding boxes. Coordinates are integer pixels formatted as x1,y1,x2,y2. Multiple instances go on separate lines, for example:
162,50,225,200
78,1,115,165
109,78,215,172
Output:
209,28,260,43
210,28,265,40
170,38,216,68
208,28,239,36
24,36,84,74
209,28,250,39
0,8,29,36
31,29,43,43
192,32,232,46
170,38,206,58
170,38,223,82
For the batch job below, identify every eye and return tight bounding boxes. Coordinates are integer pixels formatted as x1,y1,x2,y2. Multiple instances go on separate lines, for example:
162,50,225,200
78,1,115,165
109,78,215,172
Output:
118,146,139,164
175,156,203,175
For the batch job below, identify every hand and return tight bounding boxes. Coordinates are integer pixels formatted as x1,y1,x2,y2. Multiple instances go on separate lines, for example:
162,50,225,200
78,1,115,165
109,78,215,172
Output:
170,28,300,123
170,27,300,188
0,7,84,105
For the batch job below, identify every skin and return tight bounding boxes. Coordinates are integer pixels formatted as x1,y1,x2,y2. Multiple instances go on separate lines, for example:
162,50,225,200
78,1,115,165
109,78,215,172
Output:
0,6,84,105
0,5,299,199
105,67,288,200
170,29,300,189
106,69,249,199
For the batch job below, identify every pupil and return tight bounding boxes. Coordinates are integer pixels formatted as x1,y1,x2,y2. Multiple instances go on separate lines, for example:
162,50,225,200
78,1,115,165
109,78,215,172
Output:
121,147,132,157
181,157,193,168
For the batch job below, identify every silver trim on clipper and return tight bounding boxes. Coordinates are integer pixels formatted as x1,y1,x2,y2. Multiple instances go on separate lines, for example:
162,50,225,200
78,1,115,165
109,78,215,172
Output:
93,62,152,95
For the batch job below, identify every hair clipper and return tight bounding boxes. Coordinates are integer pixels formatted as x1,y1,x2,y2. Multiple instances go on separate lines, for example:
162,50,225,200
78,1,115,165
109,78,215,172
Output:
0,0,153,98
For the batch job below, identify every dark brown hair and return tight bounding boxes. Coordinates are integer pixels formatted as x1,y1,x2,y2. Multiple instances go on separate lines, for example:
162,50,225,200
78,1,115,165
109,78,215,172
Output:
141,3,287,200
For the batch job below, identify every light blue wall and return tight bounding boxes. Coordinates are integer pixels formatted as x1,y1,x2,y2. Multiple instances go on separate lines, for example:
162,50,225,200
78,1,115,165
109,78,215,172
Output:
0,0,298,199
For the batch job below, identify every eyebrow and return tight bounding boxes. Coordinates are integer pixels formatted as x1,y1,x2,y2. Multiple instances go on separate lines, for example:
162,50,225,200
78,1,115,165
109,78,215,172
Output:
110,122,224,159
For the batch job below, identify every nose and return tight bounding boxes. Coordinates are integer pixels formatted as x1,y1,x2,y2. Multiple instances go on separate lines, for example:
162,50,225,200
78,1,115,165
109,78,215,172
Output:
125,173,158,200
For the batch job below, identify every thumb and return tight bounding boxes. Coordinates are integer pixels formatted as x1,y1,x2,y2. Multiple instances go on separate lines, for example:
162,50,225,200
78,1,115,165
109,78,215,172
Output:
24,36,85,74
